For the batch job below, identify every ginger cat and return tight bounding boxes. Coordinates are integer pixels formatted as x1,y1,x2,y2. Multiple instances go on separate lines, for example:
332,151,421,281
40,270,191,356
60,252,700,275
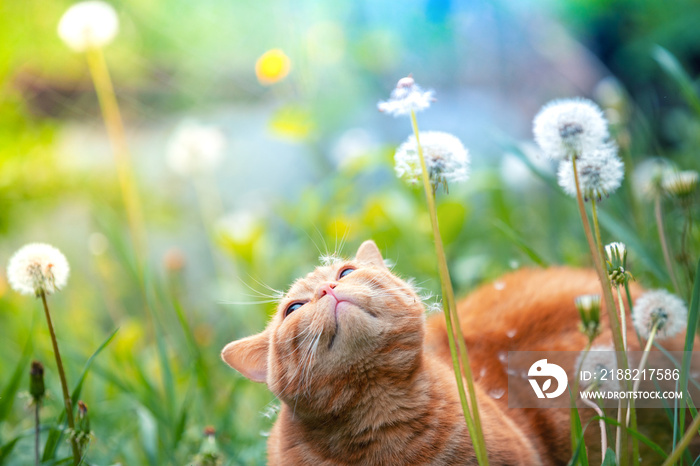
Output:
222,240,692,465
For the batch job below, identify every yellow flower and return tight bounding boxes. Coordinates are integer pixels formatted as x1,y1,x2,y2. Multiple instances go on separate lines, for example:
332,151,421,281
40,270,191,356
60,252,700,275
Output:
255,49,291,85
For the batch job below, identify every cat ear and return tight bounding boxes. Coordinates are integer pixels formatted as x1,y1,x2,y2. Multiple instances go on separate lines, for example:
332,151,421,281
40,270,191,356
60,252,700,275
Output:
221,331,269,383
355,240,387,269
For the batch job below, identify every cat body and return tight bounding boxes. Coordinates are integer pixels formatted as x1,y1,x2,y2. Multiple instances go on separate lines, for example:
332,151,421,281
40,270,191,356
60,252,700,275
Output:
222,241,691,465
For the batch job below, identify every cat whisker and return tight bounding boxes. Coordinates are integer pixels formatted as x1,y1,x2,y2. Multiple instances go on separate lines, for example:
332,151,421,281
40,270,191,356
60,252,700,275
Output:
335,227,350,259
219,300,281,305
243,274,284,300
314,224,330,259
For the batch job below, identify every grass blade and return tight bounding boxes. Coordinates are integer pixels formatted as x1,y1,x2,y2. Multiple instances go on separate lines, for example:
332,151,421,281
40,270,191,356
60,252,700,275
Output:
569,389,589,466
653,46,700,117
598,416,669,459
0,436,21,465
678,259,700,451
0,332,33,422
596,208,666,281
492,219,549,266
42,328,119,461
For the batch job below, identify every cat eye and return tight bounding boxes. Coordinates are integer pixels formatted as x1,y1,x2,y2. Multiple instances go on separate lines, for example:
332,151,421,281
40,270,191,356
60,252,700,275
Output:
285,302,304,317
338,267,355,279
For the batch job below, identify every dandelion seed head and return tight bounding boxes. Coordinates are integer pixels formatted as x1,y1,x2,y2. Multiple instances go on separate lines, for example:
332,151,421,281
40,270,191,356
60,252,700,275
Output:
261,403,280,420
7,243,70,296
378,76,434,117
533,98,609,161
425,298,443,314
557,143,624,201
215,210,262,244
58,1,119,52
662,170,699,200
633,289,687,340
394,131,469,192
632,158,674,201
166,121,226,177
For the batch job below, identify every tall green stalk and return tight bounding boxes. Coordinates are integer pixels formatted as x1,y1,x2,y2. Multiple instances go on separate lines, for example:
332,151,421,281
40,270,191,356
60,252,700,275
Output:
655,197,681,295
662,413,700,466
39,292,81,465
409,110,489,465
571,157,630,465
85,46,146,257
590,197,640,462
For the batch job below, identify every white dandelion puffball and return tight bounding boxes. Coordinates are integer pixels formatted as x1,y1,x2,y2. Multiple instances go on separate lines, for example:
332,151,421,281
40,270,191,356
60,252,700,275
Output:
533,98,609,161
378,76,434,117
662,170,699,199
631,158,674,201
576,345,620,392
216,210,261,243
394,131,469,191
557,143,624,201
7,243,70,296
58,1,119,52
166,121,226,177
633,289,687,340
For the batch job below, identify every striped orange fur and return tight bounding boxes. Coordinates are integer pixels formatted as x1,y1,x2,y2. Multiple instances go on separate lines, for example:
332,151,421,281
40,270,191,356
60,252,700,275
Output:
222,240,695,465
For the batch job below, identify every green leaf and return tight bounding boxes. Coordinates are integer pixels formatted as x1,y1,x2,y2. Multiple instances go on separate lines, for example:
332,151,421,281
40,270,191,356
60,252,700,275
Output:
598,416,669,459
42,328,119,461
492,219,548,266
653,45,700,117
602,448,617,466
569,389,589,466
679,259,700,450
0,332,32,422
0,436,21,465
595,208,666,281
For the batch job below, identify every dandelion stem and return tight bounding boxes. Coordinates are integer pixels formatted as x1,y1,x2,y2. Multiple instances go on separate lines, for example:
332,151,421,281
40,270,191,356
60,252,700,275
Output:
655,197,681,295
410,110,488,465
581,393,607,455
571,157,629,465
34,400,40,466
616,286,627,350
661,412,700,466
39,291,80,465
85,46,146,256
628,323,658,421
681,204,695,293
590,198,606,260
572,341,592,401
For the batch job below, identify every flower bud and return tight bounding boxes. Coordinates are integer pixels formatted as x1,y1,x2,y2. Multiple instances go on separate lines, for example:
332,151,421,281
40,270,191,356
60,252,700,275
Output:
575,294,601,343
29,361,45,404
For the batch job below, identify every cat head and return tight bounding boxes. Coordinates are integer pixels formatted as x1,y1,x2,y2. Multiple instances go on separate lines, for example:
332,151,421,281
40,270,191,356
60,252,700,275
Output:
221,240,426,416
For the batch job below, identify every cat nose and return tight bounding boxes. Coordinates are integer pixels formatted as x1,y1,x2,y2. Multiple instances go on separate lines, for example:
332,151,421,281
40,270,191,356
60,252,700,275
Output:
317,282,338,300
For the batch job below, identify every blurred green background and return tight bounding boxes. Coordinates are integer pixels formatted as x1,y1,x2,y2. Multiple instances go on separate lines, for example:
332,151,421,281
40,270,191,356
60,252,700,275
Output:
1,0,699,463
